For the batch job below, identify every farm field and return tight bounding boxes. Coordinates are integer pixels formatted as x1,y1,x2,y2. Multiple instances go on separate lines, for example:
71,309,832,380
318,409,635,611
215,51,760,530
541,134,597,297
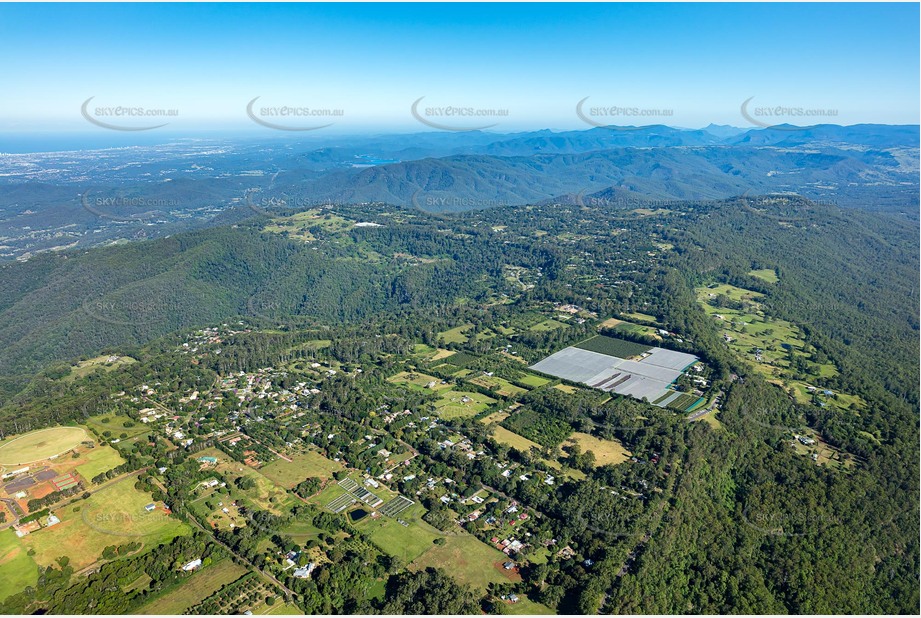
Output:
561,432,631,466
574,335,651,359
0,529,39,602
480,410,510,425
516,373,551,388
411,534,517,590
0,427,88,466
75,445,125,481
259,450,344,489
433,390,497,419
621,311,659,324
354,502,440,563
20,479,188,571
137,558,248,614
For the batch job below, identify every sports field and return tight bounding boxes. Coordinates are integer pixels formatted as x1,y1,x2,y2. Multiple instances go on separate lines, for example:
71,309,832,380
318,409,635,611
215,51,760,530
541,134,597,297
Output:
0,427,88,465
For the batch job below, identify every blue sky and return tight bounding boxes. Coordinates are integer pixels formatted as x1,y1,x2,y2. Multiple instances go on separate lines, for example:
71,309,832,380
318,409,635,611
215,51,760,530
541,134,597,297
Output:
0,2,917,135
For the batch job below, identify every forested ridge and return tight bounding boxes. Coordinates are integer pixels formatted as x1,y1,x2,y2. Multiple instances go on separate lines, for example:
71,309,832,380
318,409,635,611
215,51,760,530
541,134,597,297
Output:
0,195,916,613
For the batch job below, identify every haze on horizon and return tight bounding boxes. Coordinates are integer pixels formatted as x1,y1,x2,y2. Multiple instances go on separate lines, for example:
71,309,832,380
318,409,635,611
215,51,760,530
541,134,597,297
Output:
0,1,918,141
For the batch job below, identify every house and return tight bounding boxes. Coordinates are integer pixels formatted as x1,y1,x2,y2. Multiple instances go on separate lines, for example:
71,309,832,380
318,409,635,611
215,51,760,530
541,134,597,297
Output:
293,563,317,579
503,561,515,570
144,503,156,512
182,558,203,571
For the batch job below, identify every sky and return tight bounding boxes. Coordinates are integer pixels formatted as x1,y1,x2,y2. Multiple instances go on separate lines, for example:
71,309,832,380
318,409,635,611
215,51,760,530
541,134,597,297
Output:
0,1,918,139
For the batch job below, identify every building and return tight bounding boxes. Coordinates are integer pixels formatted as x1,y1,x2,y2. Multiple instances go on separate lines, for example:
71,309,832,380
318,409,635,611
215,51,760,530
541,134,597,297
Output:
293,563,317,579
182,558,202,571
144,503,156,512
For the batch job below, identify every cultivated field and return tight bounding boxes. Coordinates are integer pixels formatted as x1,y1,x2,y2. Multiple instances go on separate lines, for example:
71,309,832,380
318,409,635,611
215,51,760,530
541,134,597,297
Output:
574,335,651,359
0,427,88,466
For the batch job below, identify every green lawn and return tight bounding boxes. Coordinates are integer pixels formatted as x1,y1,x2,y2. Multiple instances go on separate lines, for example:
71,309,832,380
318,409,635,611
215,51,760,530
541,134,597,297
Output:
412,534,517,590
529,319,569,332
355,503,439,563
0,529,39,602
516,373,551,388
76,445,125,481
433,390,497,419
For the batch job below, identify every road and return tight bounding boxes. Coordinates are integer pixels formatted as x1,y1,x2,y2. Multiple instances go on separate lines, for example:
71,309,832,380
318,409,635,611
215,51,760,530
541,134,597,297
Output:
185,509,296,599
687,390,723,421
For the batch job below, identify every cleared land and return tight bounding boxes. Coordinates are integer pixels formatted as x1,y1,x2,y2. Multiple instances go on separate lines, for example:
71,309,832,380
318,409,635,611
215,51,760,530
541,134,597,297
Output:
388,371,451,392
467,375,528,397
411,534,517,590
354,503,439,563
438,324,473,344
748,268,779,283
137,559,248,614
63,355,136,383
259,450,344,489
20,480,188,571
0,528,39,602
491,426,541,453
433,390,496,419
562,432,631,466
0,427,88,465
75,445,125,481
